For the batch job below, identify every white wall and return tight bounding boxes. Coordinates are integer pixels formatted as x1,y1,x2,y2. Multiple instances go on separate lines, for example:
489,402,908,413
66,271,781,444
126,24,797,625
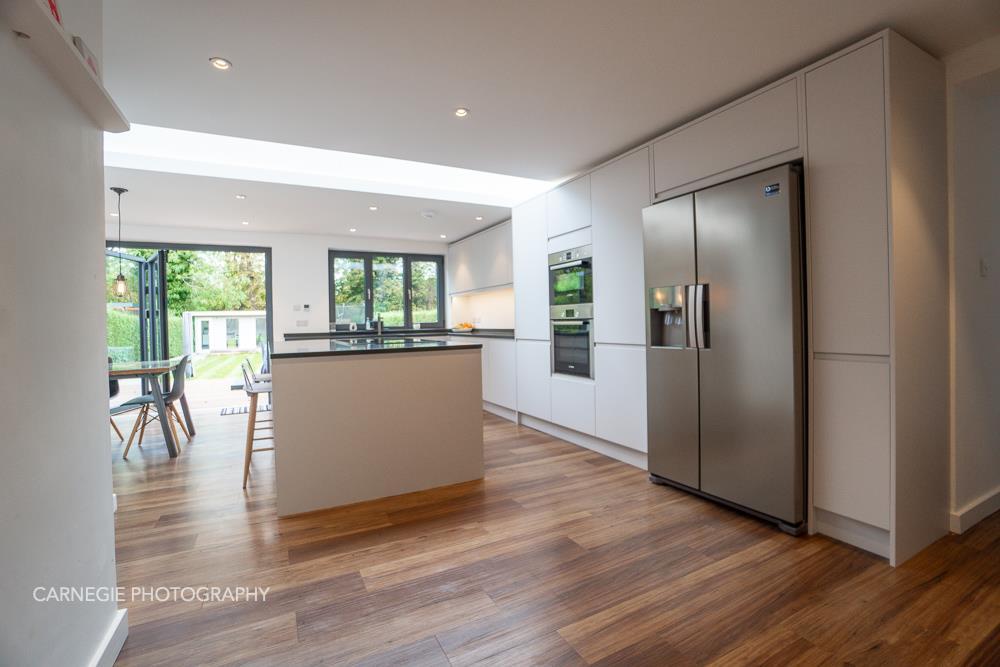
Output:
107,224,447,337
946,34,1000,532
0,0,126,665
449,287,515,329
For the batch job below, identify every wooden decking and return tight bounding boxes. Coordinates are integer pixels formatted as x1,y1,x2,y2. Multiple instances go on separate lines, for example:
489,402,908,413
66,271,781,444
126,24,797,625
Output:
112,409,999,666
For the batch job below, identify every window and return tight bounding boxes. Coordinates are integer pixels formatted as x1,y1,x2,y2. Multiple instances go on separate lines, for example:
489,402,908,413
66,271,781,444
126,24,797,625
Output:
329,251,444,329
200,321,209,350
255,317,266,345
226,318,238,348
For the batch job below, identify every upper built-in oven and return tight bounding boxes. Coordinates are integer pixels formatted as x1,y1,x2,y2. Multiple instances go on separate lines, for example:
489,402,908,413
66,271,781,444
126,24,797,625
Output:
548,245,593,320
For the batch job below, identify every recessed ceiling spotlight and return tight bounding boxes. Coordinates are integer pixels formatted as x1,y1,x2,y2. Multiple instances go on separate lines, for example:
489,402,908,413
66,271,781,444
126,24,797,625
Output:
349,228,357,233
420,209,436,219
440,234,447,239
235,194,246,200
454,107,469,118
475,216,483,221
241,220,249,225
110,212,119,217
368,205,378,211
210,57,232,70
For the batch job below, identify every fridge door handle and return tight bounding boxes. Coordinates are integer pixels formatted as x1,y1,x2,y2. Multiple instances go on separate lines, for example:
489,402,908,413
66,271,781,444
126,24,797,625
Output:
694,284,709,349
685,284,697,349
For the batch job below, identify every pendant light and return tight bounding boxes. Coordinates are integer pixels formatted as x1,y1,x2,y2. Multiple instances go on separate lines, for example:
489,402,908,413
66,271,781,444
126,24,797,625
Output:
111,187,128,297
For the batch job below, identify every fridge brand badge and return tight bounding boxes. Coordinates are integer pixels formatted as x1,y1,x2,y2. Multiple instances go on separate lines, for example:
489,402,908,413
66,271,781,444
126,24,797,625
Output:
764,183,780,197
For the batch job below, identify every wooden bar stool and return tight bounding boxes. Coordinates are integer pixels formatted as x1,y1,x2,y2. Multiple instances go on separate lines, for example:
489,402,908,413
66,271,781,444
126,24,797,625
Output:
242,361,273,489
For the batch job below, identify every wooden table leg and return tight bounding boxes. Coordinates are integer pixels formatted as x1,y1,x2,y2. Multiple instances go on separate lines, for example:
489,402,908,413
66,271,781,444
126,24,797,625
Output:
150,377,178,458
178,392,196,436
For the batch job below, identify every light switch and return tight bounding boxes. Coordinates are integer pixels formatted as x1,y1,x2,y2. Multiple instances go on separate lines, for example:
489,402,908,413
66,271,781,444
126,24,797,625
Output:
303,304,311,312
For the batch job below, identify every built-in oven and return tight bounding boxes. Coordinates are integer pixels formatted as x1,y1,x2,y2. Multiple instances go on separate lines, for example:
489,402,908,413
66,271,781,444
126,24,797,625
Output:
551,318,593,378
549,245,593,320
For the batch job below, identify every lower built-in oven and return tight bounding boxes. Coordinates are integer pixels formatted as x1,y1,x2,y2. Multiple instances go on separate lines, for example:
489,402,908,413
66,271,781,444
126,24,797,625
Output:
551,318,593,378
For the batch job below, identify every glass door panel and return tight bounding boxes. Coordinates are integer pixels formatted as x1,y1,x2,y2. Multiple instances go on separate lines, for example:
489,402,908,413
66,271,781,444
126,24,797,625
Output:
331,255,368,326
372,255,404,327
409,259,441,326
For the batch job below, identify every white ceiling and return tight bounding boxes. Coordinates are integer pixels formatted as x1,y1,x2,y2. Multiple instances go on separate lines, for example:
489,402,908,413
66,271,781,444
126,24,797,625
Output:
104,167,510,241
104,0,1000,183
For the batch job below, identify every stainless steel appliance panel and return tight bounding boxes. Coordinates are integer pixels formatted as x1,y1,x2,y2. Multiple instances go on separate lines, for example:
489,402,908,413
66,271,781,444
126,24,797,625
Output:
694,164,804,524
642,194,700,488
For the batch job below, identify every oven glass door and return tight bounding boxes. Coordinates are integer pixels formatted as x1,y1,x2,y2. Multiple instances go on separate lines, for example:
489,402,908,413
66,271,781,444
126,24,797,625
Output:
552,320,592,377
549,260,593,306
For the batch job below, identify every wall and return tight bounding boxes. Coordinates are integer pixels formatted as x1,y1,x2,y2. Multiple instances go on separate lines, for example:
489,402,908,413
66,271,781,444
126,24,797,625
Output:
448,287,515,328
108,224,447,338
0,0,127,665
946,33,1000,532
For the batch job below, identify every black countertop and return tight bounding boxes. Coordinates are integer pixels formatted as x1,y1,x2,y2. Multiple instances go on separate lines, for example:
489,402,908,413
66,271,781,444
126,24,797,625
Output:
271,336,483,359
284,328,514,341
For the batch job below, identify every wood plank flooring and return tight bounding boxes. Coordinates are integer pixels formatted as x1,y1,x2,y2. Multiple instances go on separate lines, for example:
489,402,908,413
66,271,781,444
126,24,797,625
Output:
112,410,1000,666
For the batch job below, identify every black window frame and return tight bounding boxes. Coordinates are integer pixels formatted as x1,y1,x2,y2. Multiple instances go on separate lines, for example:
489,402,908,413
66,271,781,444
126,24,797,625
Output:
328,250,445,330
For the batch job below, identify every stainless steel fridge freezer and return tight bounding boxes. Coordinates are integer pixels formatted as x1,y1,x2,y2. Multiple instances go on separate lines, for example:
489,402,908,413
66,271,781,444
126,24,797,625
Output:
643,163,805,533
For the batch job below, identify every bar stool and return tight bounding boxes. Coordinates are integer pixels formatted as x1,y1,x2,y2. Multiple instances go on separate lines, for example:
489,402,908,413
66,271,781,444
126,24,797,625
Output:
241,362,273,489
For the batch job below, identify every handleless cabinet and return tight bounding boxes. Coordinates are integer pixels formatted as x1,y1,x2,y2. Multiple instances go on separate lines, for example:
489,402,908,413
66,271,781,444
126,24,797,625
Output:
515,339,551,420
546,175,591,238
512,195,550,340
447,221,513,295
595,344,647,451
591,148,651,345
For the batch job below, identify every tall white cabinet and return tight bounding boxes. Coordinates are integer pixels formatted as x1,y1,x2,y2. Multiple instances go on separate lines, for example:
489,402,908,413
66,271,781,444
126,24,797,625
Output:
512,195,549,341
804,33,948,565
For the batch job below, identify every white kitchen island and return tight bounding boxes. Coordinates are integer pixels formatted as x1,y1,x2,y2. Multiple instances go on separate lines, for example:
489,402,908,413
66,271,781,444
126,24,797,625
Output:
270,337,484,516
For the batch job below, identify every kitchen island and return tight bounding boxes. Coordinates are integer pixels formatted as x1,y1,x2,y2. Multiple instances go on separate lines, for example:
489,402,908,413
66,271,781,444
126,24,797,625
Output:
270,337,484,516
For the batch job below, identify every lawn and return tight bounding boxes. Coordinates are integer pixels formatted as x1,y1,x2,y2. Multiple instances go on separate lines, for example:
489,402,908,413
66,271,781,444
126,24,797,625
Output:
191,352,263,380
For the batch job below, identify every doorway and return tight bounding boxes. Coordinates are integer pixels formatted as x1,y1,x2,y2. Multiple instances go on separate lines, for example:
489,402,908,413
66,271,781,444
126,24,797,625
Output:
105,242,273,413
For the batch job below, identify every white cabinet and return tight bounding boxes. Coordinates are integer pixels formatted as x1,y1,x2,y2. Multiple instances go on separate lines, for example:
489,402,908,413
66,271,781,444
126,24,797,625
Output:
550,376,596,435
813,358,891,529
652,79,799,195
447,221,513,295
483,338,516,409
546,175,591,238
515,340,551,419
591,149,650,345
594,345,647,452
512,195,550,340
805,42,890,356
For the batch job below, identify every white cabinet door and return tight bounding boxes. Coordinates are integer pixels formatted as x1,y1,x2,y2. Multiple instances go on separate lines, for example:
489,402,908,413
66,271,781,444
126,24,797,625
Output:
813,358,891,529
652,79,799,195
546,175,591,238
594,345,647,451
486,339,516,409
550,376,596,435
512,195,550,340
515,340,551,419
478,338,492,402
591,149,650,346
805,41,890,356
447,221,513,295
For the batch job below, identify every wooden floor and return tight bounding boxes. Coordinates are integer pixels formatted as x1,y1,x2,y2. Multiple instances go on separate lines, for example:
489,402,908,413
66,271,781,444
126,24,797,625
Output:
112,410,1000,666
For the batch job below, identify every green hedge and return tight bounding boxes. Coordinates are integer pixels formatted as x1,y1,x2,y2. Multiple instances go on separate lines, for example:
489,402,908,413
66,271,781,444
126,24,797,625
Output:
107,309,184,361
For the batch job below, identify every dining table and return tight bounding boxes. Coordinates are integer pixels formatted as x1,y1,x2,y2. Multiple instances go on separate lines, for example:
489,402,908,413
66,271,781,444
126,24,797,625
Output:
109,358,196,458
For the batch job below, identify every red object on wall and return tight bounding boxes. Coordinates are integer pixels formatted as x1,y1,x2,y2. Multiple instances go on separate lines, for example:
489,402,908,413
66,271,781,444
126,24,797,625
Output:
48,0,61,24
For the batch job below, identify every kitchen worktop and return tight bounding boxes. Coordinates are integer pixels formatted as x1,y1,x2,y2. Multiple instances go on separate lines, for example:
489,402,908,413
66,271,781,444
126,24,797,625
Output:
271,336,482,359
283,328,514,341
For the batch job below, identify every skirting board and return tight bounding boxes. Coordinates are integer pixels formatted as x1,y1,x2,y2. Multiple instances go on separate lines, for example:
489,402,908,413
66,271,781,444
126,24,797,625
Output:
814,507,890,559
88,608,128,667
950,485,1000,534
483,401,517,422
519,414,648,470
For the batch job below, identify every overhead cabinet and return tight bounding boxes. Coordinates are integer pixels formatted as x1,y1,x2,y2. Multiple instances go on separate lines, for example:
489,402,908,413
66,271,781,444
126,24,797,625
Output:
546,175,591,238
447,221,513,295
652,79,800,196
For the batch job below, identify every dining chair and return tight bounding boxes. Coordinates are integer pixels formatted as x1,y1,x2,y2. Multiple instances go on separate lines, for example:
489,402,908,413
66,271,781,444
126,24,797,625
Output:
241,361,273,489
108,356,124,440
121,355,192,458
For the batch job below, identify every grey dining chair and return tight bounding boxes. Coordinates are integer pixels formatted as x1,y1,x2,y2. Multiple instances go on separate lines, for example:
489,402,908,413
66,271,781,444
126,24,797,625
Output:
120,355,192,458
